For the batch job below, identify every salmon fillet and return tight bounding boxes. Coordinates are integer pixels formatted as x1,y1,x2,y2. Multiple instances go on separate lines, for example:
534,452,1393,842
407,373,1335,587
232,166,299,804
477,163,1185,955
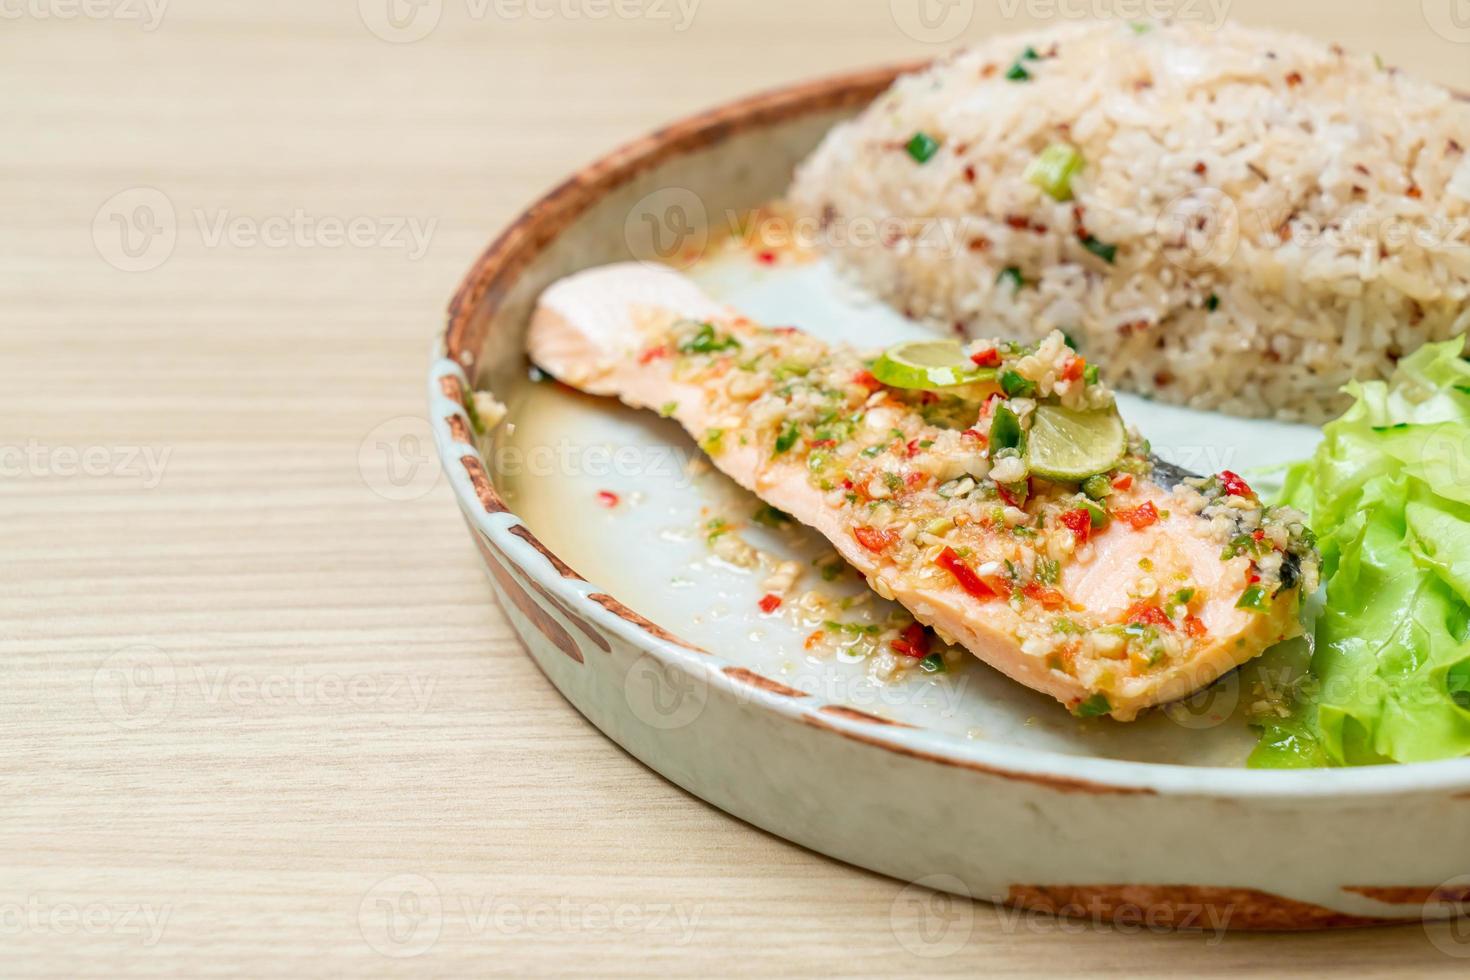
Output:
528,263,1319,720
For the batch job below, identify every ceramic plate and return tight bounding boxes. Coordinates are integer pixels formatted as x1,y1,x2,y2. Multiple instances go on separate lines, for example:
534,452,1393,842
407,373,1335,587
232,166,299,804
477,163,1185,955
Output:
429,64,1470,930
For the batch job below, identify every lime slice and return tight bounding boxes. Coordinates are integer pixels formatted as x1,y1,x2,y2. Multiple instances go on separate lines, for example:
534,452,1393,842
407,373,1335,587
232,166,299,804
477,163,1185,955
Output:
1026,403,1127,481
871,340,992,390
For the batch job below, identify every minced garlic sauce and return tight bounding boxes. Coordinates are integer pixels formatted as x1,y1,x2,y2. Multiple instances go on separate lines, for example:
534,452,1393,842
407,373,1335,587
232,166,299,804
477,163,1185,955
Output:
636,312,1319,710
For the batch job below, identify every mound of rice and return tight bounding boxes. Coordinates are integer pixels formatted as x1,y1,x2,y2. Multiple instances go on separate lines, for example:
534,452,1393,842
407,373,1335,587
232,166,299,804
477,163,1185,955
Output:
789,21,1470,422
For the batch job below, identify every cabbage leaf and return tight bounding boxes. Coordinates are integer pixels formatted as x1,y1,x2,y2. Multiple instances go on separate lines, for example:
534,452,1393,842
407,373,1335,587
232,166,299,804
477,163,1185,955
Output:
1250,338,1470,767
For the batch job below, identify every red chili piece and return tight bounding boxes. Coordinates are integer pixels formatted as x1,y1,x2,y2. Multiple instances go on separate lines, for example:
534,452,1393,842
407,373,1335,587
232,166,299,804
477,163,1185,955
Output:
936,547,997,600
1117,501,1159,530
1220,471,1254,497
1022,582,1066,609
996,483,1022,508
1122,601,1175,631
1059,508,1092,545
890,623,930,659
854,526,898,553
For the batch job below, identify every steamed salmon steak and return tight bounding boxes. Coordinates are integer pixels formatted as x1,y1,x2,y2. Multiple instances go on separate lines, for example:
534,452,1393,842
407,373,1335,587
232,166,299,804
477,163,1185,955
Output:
527,263,1320,720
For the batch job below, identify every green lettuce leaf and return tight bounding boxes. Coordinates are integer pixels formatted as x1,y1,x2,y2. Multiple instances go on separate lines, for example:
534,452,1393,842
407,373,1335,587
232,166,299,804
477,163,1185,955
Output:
1250,338,1470,767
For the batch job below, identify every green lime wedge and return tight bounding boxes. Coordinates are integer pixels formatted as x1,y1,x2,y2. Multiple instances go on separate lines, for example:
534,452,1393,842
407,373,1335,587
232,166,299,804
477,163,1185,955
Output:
871,340,992,390
1026,403,1127,481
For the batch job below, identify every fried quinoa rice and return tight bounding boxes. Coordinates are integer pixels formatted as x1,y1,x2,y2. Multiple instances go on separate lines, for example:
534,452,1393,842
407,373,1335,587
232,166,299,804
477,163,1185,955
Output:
789,20,1470,423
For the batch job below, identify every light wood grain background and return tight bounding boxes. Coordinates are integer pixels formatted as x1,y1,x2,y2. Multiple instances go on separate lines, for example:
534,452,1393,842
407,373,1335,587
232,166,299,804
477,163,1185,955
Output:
3,1,1469,975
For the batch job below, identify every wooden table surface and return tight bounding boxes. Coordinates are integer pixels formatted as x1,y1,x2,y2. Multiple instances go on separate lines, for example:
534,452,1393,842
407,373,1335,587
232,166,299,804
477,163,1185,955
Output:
4,1,1468,975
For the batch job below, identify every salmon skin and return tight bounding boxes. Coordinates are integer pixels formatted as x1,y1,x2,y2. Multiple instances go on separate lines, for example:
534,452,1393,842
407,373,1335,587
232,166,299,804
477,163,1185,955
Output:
528,263,1319,720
